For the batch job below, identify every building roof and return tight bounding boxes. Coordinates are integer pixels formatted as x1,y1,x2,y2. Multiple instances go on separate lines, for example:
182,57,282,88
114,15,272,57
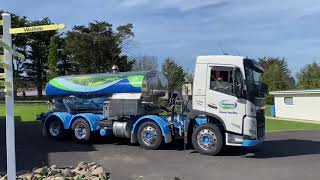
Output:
270,89,320,95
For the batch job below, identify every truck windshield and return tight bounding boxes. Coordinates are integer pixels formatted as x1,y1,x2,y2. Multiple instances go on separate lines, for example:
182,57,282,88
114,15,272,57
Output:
245,66,262,85
244,59,265,99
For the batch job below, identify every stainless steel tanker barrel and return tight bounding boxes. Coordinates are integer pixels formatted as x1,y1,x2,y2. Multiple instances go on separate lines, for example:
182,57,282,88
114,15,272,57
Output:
45,70,168,100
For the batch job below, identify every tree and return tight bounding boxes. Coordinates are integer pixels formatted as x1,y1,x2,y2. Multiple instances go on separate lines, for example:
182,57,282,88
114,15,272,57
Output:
23,17,57,97
47,34,77,79
259,57,295,91
259,57,295,104
47,36,59,79
297,62,320,88
161,58,186,92
132,55,158,71
65,21,134,73
185,71,194,83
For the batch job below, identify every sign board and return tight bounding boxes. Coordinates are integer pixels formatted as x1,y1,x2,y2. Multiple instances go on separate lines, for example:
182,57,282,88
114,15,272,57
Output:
10,24,65,34
0,80,9,88
2,13,65,180
0,62,9,69
0,40,25,59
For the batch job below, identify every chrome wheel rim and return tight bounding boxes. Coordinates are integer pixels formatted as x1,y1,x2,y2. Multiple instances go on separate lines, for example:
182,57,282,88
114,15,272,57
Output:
141,126,157,146
74,122,87,140
49,121,61,137
197,129,217,151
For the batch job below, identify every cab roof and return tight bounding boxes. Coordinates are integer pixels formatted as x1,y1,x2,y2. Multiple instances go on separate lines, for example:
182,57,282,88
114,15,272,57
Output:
196,55,245,68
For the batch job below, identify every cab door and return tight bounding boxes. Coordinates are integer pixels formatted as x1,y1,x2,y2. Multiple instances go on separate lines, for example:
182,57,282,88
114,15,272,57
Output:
205,64,246,134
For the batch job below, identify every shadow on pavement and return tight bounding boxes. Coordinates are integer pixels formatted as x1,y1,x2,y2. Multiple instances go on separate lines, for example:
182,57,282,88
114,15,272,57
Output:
2,115,320,175
0,117,97,175
247,139,320,158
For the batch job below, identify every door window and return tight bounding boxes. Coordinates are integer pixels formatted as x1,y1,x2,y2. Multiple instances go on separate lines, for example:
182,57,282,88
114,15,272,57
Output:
209,67,234,95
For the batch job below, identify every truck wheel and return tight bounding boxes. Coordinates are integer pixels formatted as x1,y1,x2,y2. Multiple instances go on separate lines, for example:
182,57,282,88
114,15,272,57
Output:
72,118,91,143
47,119,65,139
192,123,223,155
137,121,163,150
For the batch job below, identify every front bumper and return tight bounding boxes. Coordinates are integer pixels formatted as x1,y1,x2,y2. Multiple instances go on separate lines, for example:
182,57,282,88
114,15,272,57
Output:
226,132,265,147
242,136,265,147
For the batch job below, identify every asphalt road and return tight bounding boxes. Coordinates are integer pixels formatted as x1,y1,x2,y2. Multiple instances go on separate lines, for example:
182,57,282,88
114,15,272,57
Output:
1,121,320,180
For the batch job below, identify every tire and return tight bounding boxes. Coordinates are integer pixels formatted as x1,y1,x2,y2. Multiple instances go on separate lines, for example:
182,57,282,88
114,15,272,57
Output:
71,118,91,143
46,119,65,140
192,123,223,155
137,121,163,150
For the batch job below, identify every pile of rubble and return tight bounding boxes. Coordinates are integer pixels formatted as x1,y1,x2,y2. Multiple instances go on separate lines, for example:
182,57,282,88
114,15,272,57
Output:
0,162,110,180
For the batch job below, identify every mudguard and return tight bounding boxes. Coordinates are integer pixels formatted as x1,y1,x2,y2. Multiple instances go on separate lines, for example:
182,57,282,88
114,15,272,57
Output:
131,115,172,144
44,112,72,129
68,113,104,131
44,112,104,131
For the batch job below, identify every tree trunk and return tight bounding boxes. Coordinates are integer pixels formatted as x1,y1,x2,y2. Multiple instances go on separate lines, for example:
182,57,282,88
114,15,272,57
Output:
37,85,43,97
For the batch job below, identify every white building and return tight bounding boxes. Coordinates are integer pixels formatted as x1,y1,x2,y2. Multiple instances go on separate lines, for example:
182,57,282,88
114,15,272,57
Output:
270,89,320,122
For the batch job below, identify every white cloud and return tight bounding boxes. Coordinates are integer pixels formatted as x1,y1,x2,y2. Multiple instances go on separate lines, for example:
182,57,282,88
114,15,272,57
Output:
120,0,149,7
119,0,229,11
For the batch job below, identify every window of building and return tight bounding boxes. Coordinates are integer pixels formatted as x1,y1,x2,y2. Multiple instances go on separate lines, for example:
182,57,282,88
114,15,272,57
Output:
284,97,293,105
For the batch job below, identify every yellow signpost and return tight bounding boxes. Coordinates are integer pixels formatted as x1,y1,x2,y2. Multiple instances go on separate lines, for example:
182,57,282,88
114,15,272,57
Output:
0,80,9,88
0,62,9,69
10,24,65,34
0,40,25,59
1,13,65,180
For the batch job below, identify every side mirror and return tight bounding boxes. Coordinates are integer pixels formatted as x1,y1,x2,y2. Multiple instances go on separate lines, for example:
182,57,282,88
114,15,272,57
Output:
233,67,244,98
234,83,243,98
261,83,268,94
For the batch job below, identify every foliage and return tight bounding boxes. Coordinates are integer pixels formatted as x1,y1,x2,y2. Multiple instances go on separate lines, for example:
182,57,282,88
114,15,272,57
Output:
47,34,78,80
297,62,320,89
161,58,186,92
48,35,59,79
23,17,57,97
259,57,295,104
65,21,134,73
185,71,194,83
132,55,158,71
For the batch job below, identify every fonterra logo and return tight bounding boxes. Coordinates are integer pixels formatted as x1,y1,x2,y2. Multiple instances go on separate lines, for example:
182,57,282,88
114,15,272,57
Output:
219,100,237,110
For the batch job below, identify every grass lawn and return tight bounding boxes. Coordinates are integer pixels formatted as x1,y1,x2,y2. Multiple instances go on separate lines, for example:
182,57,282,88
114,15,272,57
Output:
265,105,272,116
1,103,320,132
266,118,320,132
0,103,48,122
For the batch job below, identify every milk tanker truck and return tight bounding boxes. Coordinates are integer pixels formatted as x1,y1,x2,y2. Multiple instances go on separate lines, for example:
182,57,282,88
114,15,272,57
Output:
38,55,267,155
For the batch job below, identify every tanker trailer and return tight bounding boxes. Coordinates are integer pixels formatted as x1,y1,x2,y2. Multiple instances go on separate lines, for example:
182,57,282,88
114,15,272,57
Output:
37,70,169,142
39,55,267,156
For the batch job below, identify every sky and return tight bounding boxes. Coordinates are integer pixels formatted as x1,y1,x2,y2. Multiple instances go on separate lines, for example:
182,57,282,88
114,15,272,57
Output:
1,0,320,75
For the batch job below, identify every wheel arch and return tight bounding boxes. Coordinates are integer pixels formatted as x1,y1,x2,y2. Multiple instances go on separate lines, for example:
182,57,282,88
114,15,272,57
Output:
131,115,172,144
44,112,72,129
69,113,103,131
188,110,226,131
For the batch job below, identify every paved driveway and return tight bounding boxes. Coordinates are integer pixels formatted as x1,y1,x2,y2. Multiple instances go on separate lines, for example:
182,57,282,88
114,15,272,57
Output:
1,121,320,180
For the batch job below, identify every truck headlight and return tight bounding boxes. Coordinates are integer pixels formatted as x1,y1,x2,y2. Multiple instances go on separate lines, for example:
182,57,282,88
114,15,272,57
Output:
243,116,257,139
228,133,243,144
